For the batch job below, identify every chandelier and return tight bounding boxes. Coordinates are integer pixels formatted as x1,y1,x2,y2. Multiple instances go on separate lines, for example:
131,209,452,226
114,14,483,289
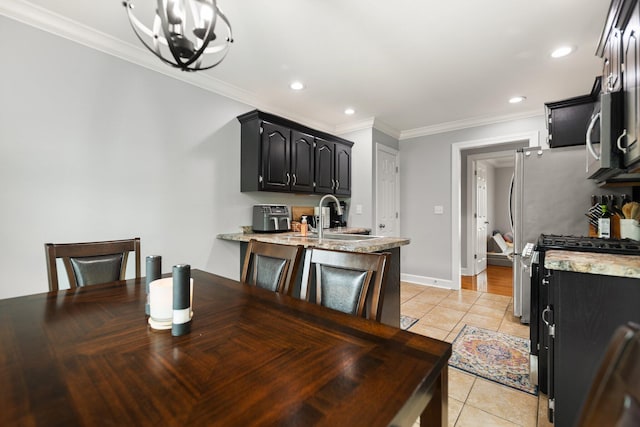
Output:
123,0,233,72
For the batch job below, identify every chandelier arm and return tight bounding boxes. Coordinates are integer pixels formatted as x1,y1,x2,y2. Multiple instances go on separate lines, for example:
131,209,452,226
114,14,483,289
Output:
125,2,180,68
124,0,232,71
155,0,191,68
178,1,220,68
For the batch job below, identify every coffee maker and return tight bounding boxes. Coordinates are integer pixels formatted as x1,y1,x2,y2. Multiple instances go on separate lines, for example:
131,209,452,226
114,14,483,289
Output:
328,201,347,227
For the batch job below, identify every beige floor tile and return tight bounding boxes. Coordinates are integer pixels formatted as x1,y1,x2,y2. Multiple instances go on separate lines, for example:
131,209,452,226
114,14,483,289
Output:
448,397,464,427
466,379,538,427
459,312,502,331
444,331,459,343
438,298,473,312
448,368,476,402
455,405,520,427
473,297,510,311
477,293,512,304
401,300,435,319
420,306,467,331
424,286,453,297
467,303,506,320
445,290,481,305
498,318,530,339
412,290,451,305
537,393,553,427
409,321,450,340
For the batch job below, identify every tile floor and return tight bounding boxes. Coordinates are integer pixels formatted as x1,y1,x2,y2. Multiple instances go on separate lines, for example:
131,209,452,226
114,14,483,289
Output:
401,282,553,427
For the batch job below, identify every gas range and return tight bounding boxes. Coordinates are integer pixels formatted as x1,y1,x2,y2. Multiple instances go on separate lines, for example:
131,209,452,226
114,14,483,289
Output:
536,234,640,255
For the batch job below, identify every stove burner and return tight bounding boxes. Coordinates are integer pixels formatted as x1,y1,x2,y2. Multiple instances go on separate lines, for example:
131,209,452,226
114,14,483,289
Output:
536,234,640,255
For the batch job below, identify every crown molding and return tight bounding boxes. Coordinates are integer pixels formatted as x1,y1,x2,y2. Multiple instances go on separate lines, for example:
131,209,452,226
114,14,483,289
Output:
334,117,375,135
334,117,400,140
399,109,542,140
0,0,336,133
372,119,400,140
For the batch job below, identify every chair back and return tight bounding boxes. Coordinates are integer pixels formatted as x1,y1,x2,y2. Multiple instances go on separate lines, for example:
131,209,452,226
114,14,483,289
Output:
45,238,141,291
300,248,390,321
577,322,640,427
241,239,303,295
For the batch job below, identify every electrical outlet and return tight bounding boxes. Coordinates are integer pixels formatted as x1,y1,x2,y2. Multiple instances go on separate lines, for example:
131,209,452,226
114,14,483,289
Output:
356,204,363,214
434,205,444,215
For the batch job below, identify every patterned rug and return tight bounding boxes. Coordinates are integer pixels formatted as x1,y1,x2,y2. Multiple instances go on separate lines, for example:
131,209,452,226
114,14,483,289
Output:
400,315,419,330
449,325,537,395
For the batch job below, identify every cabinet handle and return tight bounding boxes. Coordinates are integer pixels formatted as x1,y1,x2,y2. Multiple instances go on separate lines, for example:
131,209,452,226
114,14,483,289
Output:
331,179,336,190
617,129,628,154
586,112,601,164
336,180,340,190
292,174,297,185
379,224,386,228
286,173,291,185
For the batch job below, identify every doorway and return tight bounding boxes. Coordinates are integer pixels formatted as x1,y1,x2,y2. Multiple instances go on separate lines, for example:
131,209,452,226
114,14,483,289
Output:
466,152,517,276
450,132,538,289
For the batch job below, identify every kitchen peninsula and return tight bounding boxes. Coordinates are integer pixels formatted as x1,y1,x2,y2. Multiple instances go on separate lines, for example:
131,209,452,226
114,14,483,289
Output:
217,229,410,327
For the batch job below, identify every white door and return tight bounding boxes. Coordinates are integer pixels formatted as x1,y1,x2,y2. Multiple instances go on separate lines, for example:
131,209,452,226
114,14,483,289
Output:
474,162,488,274
375,144,399,237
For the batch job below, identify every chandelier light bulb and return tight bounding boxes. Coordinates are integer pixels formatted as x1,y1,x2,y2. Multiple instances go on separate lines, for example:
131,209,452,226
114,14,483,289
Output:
123,0,233,72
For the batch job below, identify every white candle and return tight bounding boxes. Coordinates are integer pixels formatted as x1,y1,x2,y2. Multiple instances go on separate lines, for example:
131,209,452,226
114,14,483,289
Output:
148,277,194,330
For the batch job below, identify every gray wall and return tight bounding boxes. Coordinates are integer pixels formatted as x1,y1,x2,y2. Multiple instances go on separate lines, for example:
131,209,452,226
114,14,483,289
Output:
0,17,346,299
399,116,546,284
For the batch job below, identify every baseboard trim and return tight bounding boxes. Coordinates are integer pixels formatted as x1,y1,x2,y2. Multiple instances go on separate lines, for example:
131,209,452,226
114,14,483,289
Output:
400,274,456,290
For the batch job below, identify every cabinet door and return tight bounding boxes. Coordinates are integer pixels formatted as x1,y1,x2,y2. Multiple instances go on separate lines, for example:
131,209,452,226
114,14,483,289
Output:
261,122,291,191
290,130,315,193
623,2,640,166
315,139,334,194
603,29,623,93
334,143,351,196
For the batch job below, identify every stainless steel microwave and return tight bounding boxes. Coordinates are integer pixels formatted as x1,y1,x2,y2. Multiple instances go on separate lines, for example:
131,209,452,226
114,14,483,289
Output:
586,91,624,182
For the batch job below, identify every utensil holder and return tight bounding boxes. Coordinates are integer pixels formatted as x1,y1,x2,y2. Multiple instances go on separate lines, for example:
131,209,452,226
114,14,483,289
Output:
620,219,640,240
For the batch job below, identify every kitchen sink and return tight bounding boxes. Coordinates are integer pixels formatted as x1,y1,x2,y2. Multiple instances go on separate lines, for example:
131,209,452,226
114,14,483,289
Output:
289,233,380,242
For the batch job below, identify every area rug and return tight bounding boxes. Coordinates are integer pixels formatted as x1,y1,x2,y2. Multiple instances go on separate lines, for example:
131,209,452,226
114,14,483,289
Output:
400,315,419,330
449,325,537,395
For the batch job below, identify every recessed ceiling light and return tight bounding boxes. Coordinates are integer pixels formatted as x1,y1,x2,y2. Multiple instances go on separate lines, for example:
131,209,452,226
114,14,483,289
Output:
290,81,304,90
344,108,355,115
509,96,526,104
551,46,574,58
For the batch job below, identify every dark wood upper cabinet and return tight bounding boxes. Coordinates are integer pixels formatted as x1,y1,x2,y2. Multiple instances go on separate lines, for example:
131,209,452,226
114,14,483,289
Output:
315,138,334,194
335,143,351,195
261,122,291,191
290,130,315,193
596,0,640,173
238,110,353,195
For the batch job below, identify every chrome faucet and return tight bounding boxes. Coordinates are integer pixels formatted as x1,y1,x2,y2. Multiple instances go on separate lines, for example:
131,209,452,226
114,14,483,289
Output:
317,194,343,240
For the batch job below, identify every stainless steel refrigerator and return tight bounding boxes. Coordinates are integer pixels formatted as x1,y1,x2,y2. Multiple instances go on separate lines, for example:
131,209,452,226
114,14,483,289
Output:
511,145,620,323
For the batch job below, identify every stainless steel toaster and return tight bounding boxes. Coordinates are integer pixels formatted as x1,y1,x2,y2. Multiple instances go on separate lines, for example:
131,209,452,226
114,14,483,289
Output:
252,205,291,232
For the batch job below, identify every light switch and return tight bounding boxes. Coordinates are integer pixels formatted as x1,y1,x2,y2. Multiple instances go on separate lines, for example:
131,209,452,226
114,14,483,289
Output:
434,205,444,215
356,204,363,214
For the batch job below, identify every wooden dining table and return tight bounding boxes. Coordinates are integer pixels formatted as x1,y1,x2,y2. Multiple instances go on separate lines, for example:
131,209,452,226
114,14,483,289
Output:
0,269,451,426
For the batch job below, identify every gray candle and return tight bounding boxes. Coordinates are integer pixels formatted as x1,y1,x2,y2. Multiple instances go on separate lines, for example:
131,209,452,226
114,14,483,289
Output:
172,264,191,336
145,255,162,316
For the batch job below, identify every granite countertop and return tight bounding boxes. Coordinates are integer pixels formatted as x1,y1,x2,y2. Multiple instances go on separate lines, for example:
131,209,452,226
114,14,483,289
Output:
217,228,410,253
544,250,640,279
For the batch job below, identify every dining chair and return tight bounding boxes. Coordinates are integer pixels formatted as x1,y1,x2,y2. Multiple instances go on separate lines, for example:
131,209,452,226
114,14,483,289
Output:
241,239,304,295
300,248,390,321
45,238,141,291
576,322,640,427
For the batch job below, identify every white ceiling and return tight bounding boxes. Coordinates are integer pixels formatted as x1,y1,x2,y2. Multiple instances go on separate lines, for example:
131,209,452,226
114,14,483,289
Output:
1,0,611,137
